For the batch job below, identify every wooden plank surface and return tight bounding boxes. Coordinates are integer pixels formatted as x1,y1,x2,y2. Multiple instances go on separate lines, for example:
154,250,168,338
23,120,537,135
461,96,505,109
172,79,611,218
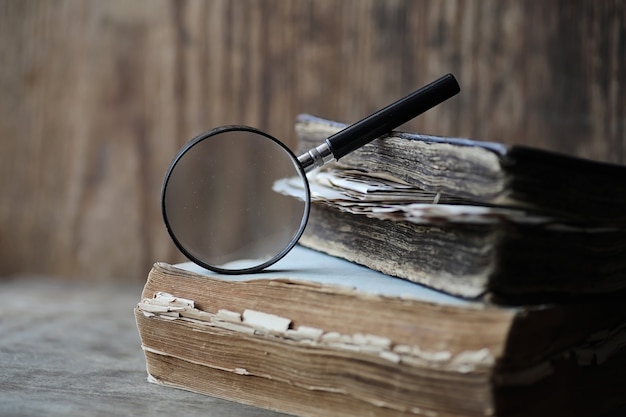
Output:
0,277,289,417
2,277,626,417
0,0,624,280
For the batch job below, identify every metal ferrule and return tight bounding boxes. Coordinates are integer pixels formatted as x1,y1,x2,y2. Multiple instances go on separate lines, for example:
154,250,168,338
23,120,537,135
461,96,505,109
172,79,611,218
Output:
297,141,335,173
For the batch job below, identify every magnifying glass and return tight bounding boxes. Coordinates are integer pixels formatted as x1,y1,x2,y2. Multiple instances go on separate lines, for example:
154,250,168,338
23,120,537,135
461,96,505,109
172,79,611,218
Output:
162,73,460,274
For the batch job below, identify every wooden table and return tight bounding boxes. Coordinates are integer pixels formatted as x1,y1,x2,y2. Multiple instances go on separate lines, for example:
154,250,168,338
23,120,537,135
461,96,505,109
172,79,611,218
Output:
0,277,288,417
3,277,625,417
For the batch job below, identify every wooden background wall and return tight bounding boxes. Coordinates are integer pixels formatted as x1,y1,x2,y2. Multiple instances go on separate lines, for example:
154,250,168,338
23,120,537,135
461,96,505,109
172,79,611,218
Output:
1,0,624,281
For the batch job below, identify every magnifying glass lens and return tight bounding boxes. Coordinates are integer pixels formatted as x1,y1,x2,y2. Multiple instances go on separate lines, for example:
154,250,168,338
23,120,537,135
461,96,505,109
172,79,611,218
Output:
162,128,309,273
163,74,460,274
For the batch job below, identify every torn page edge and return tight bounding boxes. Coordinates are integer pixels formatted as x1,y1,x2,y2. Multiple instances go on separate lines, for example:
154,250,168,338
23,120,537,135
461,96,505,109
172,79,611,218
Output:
138,293,626,386
137,293,493,373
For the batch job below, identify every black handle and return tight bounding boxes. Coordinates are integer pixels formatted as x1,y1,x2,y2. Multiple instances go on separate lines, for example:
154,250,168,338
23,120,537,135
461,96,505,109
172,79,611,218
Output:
326,74,460,160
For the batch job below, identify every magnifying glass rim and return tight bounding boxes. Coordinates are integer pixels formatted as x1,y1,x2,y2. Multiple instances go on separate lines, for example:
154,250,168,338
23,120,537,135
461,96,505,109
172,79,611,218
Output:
162,125,311,275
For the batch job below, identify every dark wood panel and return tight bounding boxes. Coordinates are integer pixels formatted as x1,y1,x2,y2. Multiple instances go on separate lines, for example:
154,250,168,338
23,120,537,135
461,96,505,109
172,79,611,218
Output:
0,0,623,280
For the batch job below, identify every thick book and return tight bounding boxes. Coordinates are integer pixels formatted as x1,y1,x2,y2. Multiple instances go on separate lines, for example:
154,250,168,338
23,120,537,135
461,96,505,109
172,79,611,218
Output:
135,246,626,417
290,115,626,300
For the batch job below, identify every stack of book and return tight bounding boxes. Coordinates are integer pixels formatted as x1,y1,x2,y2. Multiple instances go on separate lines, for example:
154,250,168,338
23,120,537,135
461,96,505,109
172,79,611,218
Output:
135,115,626,417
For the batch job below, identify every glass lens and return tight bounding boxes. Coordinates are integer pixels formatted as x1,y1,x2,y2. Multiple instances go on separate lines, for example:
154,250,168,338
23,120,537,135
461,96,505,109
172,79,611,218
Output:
162,127,310,273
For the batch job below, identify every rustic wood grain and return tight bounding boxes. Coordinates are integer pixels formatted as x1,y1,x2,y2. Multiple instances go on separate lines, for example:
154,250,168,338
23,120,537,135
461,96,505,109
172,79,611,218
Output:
0,0,624,280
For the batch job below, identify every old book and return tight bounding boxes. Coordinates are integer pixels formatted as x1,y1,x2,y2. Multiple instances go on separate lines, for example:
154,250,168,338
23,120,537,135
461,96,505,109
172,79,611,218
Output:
135,246,626,417
295,114,626,226
288,115,626,300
